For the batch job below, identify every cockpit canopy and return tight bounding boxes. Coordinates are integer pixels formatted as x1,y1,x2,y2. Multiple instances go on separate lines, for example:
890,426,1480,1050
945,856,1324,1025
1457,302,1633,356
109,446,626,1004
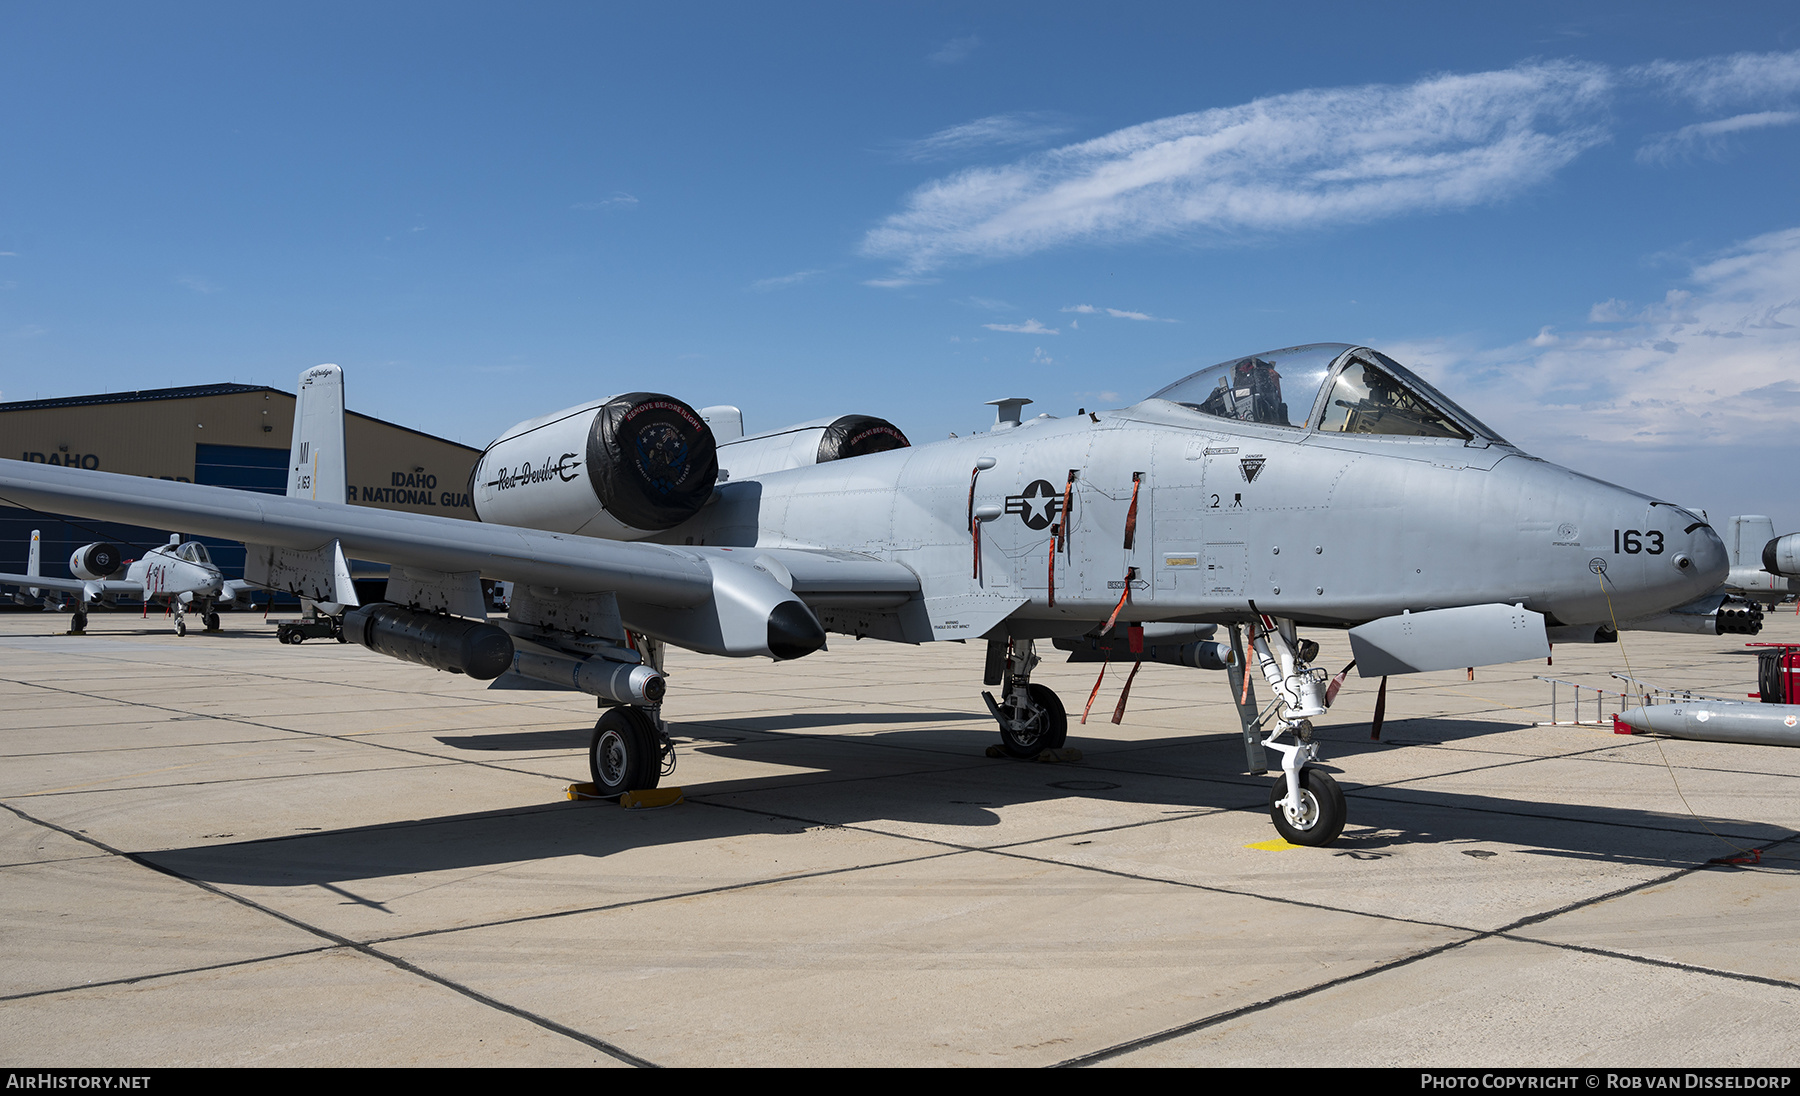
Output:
172,541,212,565
1149,343,1506,444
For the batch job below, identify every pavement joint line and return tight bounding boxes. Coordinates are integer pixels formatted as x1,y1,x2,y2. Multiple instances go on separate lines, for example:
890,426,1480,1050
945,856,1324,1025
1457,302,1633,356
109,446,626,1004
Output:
0,946,337,1003
685,797,1498,938
365,846,977,946
1051,838,1796,1067
1487,932,1800,994
1346,787,1797,845
0,677,616,788
0,799,661,1068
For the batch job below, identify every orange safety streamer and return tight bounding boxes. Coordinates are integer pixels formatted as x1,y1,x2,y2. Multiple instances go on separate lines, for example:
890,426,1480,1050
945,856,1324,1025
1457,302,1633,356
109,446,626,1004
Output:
1081,650,1111,724
1101,567,1138,634
1110,660,1143,724
1059,471,1076,555
1046,535,1057,607
1122,472,1142,550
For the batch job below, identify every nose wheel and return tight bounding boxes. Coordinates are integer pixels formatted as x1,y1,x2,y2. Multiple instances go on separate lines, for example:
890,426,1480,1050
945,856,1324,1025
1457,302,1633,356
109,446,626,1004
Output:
995,682,1068,758
982,638,1068,758
1268,767,1346,846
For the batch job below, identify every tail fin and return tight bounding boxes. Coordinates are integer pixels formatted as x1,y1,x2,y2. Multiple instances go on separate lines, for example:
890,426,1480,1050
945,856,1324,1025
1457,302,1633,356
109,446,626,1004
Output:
27,529,40,579
289,364,347,503
1728,516,1776,568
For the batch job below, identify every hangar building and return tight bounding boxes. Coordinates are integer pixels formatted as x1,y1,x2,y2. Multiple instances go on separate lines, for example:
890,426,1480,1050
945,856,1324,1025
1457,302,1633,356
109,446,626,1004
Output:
1,381,481,600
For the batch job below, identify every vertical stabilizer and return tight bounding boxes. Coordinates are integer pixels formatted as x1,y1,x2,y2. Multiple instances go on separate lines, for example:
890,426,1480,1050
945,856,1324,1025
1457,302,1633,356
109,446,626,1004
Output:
1729,516,1775,568
27,529,41,597
289,364,347,503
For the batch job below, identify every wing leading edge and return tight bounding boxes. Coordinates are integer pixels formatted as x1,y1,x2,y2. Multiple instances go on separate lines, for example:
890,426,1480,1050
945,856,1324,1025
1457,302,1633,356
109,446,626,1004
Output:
0,459,922,658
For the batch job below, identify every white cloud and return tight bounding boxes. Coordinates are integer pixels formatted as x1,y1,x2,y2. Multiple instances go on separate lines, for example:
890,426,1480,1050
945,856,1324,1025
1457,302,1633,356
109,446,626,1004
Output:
572,193,639,210
893,113,1071,162
1632,49,1800,111
927,35,980,65
862,275,938,288
864,61,1611,274
1393,225,1800,461
1636,110,1800,163
750,269,823,291
984,319,1058,334
177,275,220,294
1062,303,1175,322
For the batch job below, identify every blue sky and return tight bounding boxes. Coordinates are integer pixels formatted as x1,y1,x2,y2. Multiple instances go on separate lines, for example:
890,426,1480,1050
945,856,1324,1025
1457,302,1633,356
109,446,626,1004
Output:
3,2,1797,530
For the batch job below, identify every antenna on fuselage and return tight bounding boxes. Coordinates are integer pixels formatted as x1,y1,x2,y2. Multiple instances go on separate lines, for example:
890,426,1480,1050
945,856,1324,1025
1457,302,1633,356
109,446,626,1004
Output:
986,397,1033,431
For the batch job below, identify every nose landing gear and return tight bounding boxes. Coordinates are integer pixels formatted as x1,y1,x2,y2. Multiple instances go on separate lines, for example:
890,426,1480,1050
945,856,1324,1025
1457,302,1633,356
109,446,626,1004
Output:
982,638,1068,758
1243,615,1349,846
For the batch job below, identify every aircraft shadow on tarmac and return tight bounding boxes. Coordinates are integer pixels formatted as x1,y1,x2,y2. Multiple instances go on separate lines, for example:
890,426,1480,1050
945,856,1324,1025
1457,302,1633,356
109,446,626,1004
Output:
435,711,973,753
144,716,1798,889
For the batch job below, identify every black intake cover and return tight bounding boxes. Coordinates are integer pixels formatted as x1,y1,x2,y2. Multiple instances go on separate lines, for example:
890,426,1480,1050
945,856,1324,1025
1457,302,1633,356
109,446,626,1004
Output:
815,415,910,464
588,393,718,531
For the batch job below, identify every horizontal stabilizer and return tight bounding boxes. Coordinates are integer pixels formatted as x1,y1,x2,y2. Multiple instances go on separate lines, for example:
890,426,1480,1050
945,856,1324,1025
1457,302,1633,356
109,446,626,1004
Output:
1349,603,1548,677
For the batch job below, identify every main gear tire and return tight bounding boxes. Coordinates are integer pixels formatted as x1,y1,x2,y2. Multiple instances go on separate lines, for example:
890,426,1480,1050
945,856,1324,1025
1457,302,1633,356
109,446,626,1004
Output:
1268,767,1347,846
997,683,1068,758
589,708,663,797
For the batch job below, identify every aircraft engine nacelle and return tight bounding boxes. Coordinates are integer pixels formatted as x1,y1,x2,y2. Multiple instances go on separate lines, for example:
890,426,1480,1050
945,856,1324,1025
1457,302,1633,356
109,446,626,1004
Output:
470,392,718,540
717,414,910,480
69,542,125,581
342,603,515,680
1764,533,1800,577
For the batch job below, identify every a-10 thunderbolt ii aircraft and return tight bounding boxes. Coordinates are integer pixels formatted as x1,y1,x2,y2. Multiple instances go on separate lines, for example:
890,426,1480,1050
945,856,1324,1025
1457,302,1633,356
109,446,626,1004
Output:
0,344,1730,845
0,528,254,635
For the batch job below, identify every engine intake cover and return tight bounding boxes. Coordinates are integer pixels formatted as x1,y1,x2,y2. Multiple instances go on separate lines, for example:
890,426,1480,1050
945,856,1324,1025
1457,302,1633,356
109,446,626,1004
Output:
472,392,717,539
70,543,124,581
815,415,910,464
589,393,718,530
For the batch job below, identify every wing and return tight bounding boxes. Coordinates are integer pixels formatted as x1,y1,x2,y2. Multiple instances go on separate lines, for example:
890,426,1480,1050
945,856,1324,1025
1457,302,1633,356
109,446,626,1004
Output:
0,572,87,595
0,459,919,657
0,572,141,599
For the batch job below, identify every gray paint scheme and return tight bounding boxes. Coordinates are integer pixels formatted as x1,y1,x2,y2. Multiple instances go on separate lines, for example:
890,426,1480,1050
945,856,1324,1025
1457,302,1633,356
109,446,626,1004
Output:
0,342,1734,844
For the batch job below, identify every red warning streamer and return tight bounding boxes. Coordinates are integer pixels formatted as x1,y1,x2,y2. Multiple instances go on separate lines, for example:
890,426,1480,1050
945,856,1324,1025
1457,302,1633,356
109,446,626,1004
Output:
1110,660,1142,724
1081,650,1110,724
1122,472,1142,550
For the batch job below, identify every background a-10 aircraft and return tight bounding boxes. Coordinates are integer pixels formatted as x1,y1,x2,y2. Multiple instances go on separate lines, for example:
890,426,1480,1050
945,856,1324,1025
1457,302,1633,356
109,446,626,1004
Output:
1,528,253,635
7,344,1795,846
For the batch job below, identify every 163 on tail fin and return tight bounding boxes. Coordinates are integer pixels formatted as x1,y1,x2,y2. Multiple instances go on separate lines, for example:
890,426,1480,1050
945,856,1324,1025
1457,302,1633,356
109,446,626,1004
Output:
288,364,347,503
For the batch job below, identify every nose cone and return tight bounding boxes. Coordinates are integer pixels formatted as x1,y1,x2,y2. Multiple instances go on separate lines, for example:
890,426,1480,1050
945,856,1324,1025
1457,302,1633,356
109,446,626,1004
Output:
1601,505,1728,621
1686,522,1730,588
1501,457,1730,627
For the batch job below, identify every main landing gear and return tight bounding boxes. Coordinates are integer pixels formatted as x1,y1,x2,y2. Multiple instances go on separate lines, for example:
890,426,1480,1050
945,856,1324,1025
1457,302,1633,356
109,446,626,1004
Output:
586,632,674,798
1243,616,1347,846
588,706,675,797
981,637,1068,758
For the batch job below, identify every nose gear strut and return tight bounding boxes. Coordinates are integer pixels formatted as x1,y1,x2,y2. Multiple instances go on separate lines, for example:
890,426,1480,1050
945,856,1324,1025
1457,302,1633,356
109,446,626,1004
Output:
1245,612,1347,846
981,637,1069,758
